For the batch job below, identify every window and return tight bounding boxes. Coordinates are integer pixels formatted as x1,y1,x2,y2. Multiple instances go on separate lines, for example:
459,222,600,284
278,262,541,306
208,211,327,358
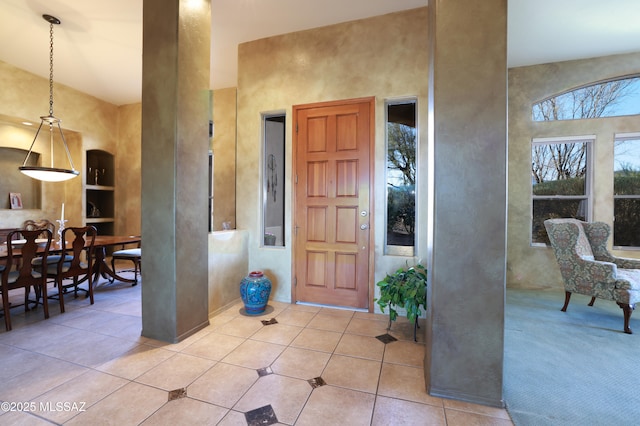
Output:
613,134,640,248
263,114,285,247
532,76,640,121
208,120,213,232
531,136,593,245
208,149,213,232
385,100,416,255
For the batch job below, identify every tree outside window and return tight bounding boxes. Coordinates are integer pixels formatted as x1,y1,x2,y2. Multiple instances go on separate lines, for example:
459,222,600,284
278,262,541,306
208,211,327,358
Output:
533,77,640,121
614,136,640,248
386,100,416,255
531,138,591,245
531,75,640,245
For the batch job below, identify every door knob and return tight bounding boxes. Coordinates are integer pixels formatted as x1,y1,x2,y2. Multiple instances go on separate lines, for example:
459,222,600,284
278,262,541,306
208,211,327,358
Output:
360,223,369,230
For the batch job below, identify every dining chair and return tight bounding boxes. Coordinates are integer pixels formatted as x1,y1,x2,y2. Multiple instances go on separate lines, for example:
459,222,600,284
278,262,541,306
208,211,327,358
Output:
0,228,21,243
43,226,97,313
22,220,66,270
1,229,53,331
110,238,141,285
0,228,22,273
22,219,56,239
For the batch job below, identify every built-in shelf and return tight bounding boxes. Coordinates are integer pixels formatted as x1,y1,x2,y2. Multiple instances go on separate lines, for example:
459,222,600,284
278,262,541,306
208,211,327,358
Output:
86,184,115,191
86,150,115,236
86,217,114,223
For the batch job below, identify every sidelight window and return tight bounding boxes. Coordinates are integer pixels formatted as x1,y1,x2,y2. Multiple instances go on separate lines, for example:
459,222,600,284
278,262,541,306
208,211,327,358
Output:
262,113,286,247
385,100,417,255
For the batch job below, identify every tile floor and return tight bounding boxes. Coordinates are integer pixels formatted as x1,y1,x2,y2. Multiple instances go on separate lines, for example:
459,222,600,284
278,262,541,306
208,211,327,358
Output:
0,270,513,425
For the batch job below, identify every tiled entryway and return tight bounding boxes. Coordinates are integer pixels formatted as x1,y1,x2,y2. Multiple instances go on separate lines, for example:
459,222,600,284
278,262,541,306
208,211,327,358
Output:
0,271,513,425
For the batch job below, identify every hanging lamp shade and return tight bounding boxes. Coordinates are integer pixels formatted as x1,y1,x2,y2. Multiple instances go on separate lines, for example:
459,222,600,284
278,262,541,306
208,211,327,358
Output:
19,14,79,182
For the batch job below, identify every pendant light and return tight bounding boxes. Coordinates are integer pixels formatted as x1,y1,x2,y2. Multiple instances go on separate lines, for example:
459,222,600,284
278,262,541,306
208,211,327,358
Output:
19,14,79,182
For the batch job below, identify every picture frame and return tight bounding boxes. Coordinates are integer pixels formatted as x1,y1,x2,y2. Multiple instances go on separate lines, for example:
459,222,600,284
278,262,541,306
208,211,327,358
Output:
9,192,22,209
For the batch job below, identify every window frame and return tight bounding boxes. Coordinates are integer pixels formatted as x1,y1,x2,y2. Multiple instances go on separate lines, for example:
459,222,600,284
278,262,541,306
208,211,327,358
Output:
613,132,640,250
532,75,640,122
384,97,417,256
531,135,594,246
261,112,286,248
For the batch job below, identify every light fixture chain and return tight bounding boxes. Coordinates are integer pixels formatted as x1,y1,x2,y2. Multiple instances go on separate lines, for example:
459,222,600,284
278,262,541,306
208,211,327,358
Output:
49,21,55,116
19,14,79,181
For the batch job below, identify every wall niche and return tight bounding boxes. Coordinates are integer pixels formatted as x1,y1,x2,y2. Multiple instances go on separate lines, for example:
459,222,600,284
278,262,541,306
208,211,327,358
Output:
0,147,41,209
0,116,43,210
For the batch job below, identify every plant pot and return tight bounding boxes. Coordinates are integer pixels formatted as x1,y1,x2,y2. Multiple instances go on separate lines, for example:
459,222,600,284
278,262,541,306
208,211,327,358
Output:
240,271,272,314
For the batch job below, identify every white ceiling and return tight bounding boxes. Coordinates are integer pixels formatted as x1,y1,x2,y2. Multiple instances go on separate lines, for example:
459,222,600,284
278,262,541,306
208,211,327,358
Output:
1,0,639,106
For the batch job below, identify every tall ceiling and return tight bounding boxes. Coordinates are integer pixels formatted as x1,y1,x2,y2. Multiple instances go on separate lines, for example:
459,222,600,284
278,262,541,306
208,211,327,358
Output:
1,0,639,106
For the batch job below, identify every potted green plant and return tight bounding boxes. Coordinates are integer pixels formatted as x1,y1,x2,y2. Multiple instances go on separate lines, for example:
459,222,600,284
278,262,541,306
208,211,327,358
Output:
375,263,427,341
264,233,276,246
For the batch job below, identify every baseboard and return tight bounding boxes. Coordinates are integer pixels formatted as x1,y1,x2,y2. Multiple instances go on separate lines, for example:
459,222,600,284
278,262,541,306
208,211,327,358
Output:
174,320,210,343
209,297,242,319
429,387,505,408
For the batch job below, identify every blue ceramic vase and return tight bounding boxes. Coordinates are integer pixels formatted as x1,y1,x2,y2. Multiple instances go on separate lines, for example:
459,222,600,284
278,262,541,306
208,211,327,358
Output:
240,271,272,314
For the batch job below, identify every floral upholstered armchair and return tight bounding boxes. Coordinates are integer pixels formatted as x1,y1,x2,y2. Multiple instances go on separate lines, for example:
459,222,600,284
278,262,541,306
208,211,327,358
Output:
544,218,640,334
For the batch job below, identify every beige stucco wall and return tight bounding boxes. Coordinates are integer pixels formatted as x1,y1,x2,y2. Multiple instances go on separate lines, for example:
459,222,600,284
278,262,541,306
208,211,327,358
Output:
212,87,237,231
111,87,238,238
236,8,429,306
116,102,142,237
208,230,247,316
0,60,118,233
507,52,640,290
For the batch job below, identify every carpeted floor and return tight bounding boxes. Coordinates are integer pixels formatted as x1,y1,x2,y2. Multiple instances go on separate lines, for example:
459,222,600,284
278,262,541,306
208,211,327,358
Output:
504,289,640,425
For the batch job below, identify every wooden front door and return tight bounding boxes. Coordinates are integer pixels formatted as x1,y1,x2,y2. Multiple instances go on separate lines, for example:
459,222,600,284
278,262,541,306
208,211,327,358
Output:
293,98,374,309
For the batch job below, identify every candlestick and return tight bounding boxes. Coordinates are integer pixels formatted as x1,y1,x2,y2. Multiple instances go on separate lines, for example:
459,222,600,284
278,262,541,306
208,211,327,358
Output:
56,218,67,245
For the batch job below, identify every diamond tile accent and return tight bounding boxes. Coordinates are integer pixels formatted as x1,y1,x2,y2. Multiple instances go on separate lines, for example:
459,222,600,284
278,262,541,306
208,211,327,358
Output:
261,318,278,326
0,263,513,425
257,366,274,377
376,333,398,344
308,376,327,389
168,387,187,401
245,404,278,426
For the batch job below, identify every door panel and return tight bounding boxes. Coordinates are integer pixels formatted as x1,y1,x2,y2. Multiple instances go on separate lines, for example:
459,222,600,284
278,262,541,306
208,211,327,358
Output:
294,98,373,309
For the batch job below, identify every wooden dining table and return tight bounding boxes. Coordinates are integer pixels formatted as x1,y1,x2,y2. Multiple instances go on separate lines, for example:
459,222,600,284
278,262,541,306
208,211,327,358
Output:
90,235,141,285
1,234,141,286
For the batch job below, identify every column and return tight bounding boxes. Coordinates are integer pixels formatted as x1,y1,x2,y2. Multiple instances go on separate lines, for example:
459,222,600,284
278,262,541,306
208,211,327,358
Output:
425,0,507,407
140,0,211,342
